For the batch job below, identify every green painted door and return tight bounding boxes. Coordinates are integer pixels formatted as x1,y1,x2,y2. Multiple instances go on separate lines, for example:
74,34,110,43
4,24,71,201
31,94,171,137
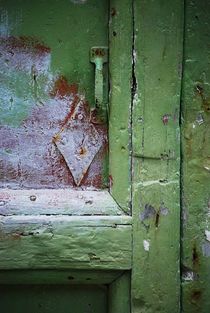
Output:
1,284,107,313
0,1,132,312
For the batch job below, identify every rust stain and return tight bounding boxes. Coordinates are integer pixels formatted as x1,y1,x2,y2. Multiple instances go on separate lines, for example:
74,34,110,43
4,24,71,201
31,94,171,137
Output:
109,175,113,189
195,84,210,112
191,290,202,302
50,75,78,98
0,36,50,55
0,36,107,189
110,7,116,17
60,95,81,127
162,114,170,125
52,132,62,143
53,98,105,186
78,146,87,156
190,289,202,306
52,94,81,143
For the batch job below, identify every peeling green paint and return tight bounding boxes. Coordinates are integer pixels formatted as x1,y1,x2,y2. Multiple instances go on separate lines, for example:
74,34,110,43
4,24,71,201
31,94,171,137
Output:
131,0,183,312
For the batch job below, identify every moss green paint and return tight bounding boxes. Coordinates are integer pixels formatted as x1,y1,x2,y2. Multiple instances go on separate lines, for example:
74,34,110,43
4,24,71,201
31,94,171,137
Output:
132,1,183,312
181,0,210,311
0,216,132,270
109,0,132,213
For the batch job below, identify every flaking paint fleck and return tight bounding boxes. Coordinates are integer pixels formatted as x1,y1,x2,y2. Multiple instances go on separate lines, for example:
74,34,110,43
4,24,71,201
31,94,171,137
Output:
202,242,210,257
205,230,210,242
143,240,150,251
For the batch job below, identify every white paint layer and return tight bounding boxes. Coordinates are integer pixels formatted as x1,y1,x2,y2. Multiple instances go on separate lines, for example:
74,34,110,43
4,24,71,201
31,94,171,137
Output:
205,230,210,242
143,240,150,251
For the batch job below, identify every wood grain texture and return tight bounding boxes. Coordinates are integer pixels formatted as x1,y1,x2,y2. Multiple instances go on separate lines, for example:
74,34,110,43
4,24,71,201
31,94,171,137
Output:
109,0,132,213
181,1,210,311
131,0,183,312
0,215,132,270
0,189,122,216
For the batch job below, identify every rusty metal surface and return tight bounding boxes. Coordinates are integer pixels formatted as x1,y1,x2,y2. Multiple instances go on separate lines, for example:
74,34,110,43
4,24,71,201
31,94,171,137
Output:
53,98,105,186
0,36,108,189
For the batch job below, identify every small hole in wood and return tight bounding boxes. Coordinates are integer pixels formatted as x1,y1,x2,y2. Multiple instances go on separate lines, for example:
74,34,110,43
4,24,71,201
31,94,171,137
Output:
30,195,36,201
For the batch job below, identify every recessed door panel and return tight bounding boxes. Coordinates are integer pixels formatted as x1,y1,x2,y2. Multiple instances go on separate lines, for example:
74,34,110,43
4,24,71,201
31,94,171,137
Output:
0,284,107,313
0,0,108,189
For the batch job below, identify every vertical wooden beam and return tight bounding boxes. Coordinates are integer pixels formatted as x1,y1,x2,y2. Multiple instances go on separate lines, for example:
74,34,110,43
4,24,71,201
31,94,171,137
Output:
181,1,210,311
109,0,133,213
132,1,183,312
109,272,130,313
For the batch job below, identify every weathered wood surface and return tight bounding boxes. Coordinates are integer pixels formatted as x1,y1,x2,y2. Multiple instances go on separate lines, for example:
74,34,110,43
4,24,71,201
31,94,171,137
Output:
181,0,210,312
0,215,132,270
132,0,183,312
0,189,123,216
109,0,132,214
0,269,123,285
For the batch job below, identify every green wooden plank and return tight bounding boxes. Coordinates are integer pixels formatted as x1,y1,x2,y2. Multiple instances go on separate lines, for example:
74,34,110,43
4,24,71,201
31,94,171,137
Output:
109,0,133,213
132,1,183,312
109,271,130,313
181,1,210,312
0,216,132,270
0,269,122,285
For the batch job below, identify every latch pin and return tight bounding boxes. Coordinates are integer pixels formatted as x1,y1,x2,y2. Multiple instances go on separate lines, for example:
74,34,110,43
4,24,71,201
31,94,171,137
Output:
90,46,108,122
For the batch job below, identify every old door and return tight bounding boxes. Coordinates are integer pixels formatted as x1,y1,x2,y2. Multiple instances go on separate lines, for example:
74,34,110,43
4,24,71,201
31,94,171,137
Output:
0,1,132,312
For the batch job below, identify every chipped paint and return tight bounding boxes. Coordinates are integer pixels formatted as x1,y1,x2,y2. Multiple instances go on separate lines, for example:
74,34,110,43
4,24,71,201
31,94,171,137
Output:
182,265,198,282
139,204,156,221
143,240,150,252
140,203,169,221
202,242,210,257
162,114,170,125
196,113,204,125
205,230,210,242
70,0,87,3
137,180,177,187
